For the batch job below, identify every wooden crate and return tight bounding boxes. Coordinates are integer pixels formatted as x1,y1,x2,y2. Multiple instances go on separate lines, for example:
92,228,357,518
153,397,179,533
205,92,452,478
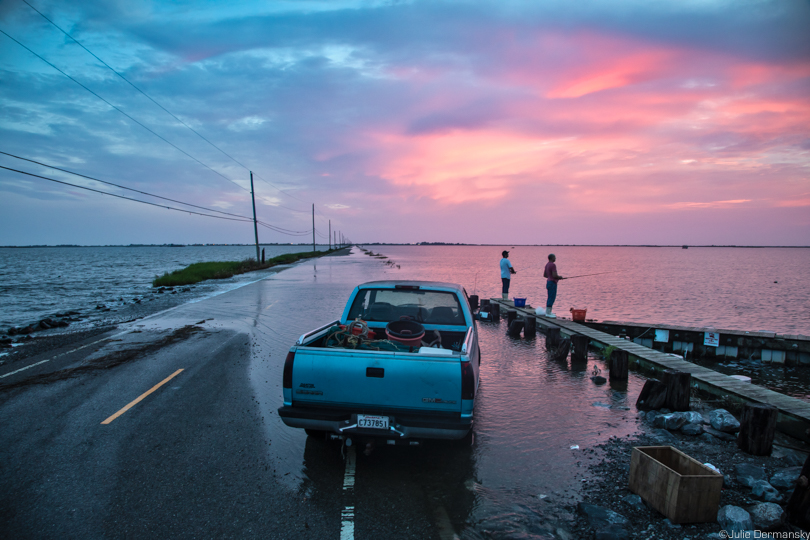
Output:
629,446,723,524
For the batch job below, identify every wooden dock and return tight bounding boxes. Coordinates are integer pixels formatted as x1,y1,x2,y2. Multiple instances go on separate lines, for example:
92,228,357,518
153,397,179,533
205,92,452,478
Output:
491,299,810,443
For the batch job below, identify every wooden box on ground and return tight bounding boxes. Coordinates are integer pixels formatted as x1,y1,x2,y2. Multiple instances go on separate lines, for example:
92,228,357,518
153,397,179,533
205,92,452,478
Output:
629,446,723,524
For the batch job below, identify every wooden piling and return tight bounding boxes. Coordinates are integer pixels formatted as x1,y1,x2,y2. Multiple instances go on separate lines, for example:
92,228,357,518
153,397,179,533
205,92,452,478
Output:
491,303,500,321
662,370,691,411
571,334,589,362
546,327,561,350
737,403,778,456
469,295,479,311
636,379,668,410
523,316,536,338
551,338,571,362
508,320,524,337
507,309,517,326
609,349,629,381
786,453,810,529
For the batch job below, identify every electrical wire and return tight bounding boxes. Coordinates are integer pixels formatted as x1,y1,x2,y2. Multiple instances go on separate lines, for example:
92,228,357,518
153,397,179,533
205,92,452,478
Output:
0,165,254,222
0,150,254,221
1,160,315,235
256,222,311,236
20,0,313,207
0,26,249,193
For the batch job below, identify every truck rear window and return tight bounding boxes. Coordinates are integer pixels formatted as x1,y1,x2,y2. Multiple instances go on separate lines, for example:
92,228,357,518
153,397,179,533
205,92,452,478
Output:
347,288,465,325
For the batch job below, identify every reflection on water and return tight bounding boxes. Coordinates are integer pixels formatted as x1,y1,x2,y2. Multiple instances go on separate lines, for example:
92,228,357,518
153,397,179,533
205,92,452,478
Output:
377,245,810,336
696,357,810,402
454,321,643,537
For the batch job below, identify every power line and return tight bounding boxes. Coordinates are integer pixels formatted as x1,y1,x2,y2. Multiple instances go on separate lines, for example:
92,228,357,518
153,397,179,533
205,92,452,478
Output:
0,26,249,193
0,165,254,222
255,219,311,235
20,0,314,207
1,159,316,236
0,150,253,221
257,222,311,237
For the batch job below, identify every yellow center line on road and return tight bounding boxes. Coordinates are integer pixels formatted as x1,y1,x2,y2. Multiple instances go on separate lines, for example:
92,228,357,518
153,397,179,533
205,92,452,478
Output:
101,369,184,425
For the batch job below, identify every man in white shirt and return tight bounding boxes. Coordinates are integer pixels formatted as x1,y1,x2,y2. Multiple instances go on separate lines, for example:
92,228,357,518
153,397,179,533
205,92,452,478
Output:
499,250,516,300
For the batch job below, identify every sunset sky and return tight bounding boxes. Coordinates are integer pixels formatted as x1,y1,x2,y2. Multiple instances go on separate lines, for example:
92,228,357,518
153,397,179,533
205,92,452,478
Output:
1,0,808,246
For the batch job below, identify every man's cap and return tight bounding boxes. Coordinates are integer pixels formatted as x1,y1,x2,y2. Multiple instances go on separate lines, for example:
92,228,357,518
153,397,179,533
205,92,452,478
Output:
502,250,509,257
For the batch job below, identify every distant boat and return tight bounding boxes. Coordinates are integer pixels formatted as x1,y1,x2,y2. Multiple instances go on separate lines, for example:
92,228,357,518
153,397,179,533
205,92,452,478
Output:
682,245,688,249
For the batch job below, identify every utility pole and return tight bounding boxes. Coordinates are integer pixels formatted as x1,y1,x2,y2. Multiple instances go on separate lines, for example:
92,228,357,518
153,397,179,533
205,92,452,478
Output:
328,220,331,250
312,204,316,252
250,171,260,263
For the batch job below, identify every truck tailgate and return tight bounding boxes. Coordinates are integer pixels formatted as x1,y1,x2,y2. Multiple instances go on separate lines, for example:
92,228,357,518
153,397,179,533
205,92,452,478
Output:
291,348,462,413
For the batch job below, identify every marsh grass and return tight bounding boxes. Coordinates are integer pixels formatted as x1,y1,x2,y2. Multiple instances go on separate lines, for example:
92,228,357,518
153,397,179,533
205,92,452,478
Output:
152,249,335,287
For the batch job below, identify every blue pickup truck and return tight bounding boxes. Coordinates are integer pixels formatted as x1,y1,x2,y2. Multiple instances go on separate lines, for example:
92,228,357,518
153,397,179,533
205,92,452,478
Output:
278,281,481,445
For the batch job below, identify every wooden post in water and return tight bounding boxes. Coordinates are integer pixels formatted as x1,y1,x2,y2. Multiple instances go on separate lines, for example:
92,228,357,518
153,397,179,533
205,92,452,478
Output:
609,349,629,381
480,299,490,311
737,403,778,456
546,327,561,350
551,338,571,362
786,454,810,529
490,303,500,321
469,295,479,311
523,316,536,338
508,320,524,337
506,309,517,326
636,379,668,410
662,370,691,411
571,334,589,362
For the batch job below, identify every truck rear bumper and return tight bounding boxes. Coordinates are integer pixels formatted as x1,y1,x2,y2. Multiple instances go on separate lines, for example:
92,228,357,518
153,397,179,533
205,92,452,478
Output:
277,405,472,440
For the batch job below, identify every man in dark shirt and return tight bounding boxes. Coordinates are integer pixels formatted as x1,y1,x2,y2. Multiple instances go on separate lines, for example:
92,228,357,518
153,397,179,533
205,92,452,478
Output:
541,253,564,318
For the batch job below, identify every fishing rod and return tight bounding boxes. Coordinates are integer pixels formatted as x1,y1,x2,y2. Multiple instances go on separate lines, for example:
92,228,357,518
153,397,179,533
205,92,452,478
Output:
562,271,619,280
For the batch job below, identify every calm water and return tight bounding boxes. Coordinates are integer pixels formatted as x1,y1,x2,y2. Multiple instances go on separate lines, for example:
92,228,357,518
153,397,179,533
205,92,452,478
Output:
1,244,808,336
372,245,810,336
0,245,330,329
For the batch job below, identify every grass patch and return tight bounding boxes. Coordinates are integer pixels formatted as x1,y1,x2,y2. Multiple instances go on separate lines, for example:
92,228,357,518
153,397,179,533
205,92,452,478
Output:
152,249,339,287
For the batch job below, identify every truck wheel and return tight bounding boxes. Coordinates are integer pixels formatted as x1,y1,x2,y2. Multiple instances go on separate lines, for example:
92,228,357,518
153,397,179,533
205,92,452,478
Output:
305,429,328,439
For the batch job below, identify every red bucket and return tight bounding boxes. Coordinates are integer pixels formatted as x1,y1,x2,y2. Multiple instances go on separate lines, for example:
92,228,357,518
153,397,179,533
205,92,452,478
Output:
385,320,425,347
570,308,587,322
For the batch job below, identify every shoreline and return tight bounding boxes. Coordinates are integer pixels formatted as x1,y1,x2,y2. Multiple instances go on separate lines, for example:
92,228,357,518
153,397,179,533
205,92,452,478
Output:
1,247,352,366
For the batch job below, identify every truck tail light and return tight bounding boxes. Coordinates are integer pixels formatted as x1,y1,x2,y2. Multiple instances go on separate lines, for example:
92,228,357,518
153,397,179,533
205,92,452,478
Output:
283,351,295,389
461,360,475,400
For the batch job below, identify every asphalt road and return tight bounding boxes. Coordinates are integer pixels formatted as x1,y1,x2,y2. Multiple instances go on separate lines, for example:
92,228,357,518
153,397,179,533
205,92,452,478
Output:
0,250,461,540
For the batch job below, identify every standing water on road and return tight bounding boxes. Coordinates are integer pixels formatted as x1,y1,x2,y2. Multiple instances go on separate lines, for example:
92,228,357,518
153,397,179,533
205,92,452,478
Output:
238,248,646,539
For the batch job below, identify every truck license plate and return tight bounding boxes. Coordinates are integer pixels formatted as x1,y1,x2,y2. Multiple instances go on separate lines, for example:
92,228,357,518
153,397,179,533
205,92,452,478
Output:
357,414,389,430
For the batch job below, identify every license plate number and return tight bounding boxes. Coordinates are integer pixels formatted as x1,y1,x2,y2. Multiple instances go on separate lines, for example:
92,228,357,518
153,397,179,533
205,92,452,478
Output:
357,414,389,430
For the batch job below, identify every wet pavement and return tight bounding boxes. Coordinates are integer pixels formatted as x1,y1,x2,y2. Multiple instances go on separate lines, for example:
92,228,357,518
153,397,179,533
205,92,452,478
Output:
0,248,654,539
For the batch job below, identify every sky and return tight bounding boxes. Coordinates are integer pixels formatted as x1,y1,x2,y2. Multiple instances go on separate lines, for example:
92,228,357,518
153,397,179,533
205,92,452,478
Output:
0,0,808,246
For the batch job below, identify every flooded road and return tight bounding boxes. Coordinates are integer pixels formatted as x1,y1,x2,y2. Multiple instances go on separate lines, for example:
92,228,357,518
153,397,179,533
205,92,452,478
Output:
0,248,651,539
141,248,648,538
